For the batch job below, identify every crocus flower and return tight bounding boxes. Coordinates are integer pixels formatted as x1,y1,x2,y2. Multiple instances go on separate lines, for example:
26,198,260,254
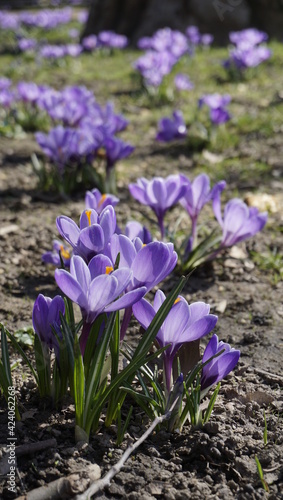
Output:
32,294,65,356
199,93,231,109
201,334,240,392
103,234,178,338
125,221,152,244
180,175,226,250
97,31,128,49
229,28,268,48
133,290,218,392
0,77,11,90
103,135,134,172
56,206,117,263
174,74,194,91
42,239,72,267
226,45,271,70
18,38,37,52
212,192,268,248
82,34,97,51
199,93,231,126
156,110,187,142
85,188,119,214
129,174,189,239
55,254,146,353
35,126,77,173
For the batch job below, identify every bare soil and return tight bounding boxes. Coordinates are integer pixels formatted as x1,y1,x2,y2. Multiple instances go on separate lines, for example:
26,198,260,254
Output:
0,131,283,499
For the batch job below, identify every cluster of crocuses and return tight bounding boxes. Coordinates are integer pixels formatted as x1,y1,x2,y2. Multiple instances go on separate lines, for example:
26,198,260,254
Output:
35,84,133,190
223,27,271,74
156,93,231,143
17,31,128,58
0,79,133,190
29,180,244,438
0,7,73,31
128,173,268,272
134,25,212,88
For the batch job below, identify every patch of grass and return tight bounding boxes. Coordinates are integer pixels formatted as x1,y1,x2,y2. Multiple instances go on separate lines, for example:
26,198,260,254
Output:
251,247,283,285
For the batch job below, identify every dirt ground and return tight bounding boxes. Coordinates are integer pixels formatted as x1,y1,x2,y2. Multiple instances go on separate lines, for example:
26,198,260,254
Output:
0,128,283,499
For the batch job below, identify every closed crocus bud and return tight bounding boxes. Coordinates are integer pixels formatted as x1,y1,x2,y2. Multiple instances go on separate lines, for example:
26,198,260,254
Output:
201,334,240,393
32,294,65,352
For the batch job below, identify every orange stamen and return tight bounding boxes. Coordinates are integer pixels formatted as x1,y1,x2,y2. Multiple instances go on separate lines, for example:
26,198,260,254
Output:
105,266,114,275
59,246,71,260
85,210,92,226
98,194,107,208
174,297,181,305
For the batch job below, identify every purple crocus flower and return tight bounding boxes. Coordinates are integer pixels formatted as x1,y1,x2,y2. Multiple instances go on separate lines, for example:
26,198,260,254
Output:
97,31,128,49
103,234,178,338
201,334,240,392
156,110,187,142
174,74,194,91
85,188,119,214
0,77,11,90
133,290,218,392
56,206,117,263
18,38,37,52
180,175,226,250
0,89,15,108
17,81,41,104
103,135,134,172
199,93,231,125
40,45,66,59
227,45,271,70
186,25,201,45
229,28,268,48
65,44,83,57
35,126,77,173
55,254,146,353
199,94,231,110
129,174,189,239
32,294,65,355
125,221,152,244
82,34,97,51
212,191,268,248
42,239,72,267
201,34,214,46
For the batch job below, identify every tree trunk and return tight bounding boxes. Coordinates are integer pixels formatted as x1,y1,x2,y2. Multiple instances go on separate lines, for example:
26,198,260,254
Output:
81,0,191,45
81,0,283,46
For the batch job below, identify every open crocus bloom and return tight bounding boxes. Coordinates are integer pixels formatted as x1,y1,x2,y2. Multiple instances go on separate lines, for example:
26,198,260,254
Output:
129,174,189,238
85,188,119,214
133,290,218,392
201,334,240,393
103,234,178,339
156,110,187,142
55,254,147,353
212,192,268,248
56,206,116,262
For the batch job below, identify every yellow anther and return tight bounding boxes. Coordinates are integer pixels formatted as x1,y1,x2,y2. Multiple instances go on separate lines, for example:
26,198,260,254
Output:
85,210,92,226
98,194,107,208
105,266,114,275
142,243,147,248
59,246,71,260
174,297,181,305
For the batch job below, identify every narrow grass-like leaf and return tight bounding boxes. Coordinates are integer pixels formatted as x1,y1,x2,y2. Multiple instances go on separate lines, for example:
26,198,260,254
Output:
255,455,269,492
203,382,221,424
2,324,39,386
1,325,12,386
74,334,85,428
84,312,116,434
133,275,187,361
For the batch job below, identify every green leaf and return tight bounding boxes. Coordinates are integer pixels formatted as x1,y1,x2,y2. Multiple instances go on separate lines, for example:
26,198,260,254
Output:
1,325,12,386
84,312,117,435
74,335,85,429
2,324,39,387
203,382,221,424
